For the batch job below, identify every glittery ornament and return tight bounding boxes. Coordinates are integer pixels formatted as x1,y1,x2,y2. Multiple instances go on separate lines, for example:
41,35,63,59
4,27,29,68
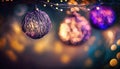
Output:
90,6,116,29
22,8,51,39
58,12,91,45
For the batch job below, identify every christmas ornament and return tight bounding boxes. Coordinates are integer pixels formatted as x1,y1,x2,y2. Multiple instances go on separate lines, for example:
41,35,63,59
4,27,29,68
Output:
89,6,116,29
58,12,91,45
22,7,51,39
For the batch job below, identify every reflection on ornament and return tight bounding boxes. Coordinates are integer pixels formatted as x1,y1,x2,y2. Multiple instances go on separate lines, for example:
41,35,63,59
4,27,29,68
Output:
58,12,91,45
90,6,116,29
22,9,51,39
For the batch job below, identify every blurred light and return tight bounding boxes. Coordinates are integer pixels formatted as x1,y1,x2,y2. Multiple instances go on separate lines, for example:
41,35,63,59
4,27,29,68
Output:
110,44,117,51
6,0,9,2
54,41,63,54
65,0,67,2
10,0,13,1
84,46,89,52
7,34,25,53
60,0,63,2
103,30,115,45
56,7,58,10
109,58,118,67
34,39,48,54
87,8,90,11
96,7,100,10
116,52,120,60
66,11,71,14
84,58,93,67
0,37,6,50
107,31,114,39
61,54,70,64
12,23,21,34
81,0,90,5
33,30,54,54
50,5,53,7
6,50,17,62
60,9,63,12
34,42,45,54
116,39,120,46
56,3,59,6
43,4,46,7
2,0,4,2
47,0,50,2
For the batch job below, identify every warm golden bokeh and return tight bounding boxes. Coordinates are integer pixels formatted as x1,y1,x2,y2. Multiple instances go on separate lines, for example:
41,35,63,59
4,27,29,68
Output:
54,41,63,54
109,58,118,67
116,52,120,60
5,22,27,53
34,42,46,54
116,39,120,46
107,31,114,40
68,0,79,12
61,54,71,64
7,34,25,53
6,50,17,62
34,30,55,54
81,0,89,5
84,58,93,67
84,46,89,52
102,30,115,45
0,37,6,50
110,44,117,51
11,23,21,34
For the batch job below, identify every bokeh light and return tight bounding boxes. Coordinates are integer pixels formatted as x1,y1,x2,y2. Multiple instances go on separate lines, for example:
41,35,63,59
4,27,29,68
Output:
116,39,120,46
60,54,71,64
84,58,93,67
116,52,120,60
5,50,17,62
90,6,116,29
110,44,117,51
58,12,91,45
0,37,6,50
0,0,120,69
109,58,118,67
102,30,115,45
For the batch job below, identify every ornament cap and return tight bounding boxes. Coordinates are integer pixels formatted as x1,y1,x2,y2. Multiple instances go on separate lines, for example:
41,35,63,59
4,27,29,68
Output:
35,5,39,11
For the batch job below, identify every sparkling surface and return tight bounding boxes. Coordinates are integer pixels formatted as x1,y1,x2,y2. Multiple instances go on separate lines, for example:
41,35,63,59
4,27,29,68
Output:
59,12,91,45
22,9,51,39
90,6,116,29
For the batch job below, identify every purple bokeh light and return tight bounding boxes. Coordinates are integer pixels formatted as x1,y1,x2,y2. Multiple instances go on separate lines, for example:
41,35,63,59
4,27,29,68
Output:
90,6,116,29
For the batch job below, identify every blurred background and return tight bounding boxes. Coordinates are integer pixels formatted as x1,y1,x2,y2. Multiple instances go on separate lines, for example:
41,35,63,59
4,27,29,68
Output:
0,0,120,69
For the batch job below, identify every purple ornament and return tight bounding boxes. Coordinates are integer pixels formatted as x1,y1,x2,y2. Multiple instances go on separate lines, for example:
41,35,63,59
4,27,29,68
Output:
58,12,91,45
22,9,51,39
90,6,116,29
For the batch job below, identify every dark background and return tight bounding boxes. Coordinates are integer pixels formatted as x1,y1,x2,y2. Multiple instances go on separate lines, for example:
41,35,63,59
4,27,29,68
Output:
0,0,120,69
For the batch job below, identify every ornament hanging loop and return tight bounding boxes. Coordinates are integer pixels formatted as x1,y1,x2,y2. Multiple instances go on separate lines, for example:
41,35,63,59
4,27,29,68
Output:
35,5,39,11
